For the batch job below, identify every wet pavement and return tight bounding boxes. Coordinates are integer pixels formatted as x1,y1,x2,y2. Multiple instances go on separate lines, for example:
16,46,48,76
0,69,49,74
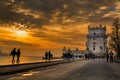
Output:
0,59,119,80
64,59,120,80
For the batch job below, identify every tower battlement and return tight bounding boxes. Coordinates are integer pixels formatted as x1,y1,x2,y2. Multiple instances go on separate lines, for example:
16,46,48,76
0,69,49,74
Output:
88,24,106,31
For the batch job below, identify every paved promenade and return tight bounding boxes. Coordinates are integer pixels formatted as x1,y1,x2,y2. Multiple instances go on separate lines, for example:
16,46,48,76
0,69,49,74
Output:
0,60,70,75
0,59,120,80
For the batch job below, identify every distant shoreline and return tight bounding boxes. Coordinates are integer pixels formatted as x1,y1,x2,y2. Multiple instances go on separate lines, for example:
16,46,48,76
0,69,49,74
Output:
0,53,9,56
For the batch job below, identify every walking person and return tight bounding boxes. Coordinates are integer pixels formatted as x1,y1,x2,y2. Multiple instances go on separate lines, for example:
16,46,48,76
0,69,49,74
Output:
16,49,21,64
87,54,89,60
67,48,71,62
106,53,109,62
109,51,114,63
10,48,16,64
106,47,109,62
85,54,87,60
92,54,95,60
45,51,48,61
48,51,51,61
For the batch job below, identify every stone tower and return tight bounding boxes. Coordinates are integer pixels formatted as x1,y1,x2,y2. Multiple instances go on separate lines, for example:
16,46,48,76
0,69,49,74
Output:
86,24,107,56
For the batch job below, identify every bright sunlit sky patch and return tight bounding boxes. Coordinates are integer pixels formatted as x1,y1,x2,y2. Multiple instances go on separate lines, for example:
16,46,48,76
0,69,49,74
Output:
16,30,27,37
0,0,119,56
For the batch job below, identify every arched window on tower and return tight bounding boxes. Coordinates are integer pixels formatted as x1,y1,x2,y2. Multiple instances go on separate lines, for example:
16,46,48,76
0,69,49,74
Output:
87,48,89,51
93,42,96,45
100,46,103,50
93,48,95,50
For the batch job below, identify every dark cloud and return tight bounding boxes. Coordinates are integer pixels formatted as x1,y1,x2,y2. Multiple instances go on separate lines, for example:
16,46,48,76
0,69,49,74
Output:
0,0,119,28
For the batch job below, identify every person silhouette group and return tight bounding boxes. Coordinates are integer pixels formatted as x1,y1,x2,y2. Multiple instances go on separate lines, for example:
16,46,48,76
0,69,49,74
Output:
106,51,114,63
44,51,53,61
10,48,21,64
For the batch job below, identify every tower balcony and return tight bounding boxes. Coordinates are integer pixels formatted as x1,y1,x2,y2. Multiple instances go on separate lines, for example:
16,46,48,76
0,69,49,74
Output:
87,34,107,38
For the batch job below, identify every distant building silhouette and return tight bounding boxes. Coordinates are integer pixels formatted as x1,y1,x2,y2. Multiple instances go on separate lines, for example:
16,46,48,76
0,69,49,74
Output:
62,47,84,60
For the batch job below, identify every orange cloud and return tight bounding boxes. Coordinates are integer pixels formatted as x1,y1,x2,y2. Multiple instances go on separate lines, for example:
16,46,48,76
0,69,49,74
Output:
0,0,118,57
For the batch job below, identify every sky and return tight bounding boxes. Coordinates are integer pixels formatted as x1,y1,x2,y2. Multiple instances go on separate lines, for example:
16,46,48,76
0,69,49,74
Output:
0,0,120,56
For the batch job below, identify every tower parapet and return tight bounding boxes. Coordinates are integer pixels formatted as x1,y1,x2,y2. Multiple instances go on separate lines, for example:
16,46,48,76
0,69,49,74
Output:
88,24,106,31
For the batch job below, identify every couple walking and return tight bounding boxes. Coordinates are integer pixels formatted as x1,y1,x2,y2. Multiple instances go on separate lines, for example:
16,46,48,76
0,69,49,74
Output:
45,51,53,61
10,48,21,64
106,51,114,63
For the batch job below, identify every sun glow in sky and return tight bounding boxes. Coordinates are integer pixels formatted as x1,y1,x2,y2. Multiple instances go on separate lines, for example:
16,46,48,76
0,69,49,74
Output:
16,30,27,37
0,0,119,56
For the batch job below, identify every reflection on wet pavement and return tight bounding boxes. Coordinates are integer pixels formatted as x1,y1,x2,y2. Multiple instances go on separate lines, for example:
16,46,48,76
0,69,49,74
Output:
8,71,39,80
22,71,39,77
9,76,25,80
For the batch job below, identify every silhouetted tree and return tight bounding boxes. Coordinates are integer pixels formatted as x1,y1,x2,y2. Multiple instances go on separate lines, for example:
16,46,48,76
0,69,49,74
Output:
109,18,120,58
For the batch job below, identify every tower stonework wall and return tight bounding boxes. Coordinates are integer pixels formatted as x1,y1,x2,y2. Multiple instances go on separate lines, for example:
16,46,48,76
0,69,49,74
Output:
86,25,107,56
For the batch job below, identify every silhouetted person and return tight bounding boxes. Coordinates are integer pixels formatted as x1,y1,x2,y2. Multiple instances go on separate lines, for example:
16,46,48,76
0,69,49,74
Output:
92,54,95,60
67,48,71,61
109,51,114,63
16,49,21,64
10,48,16,64
106,53,109,62
90,54,93,60
67,52,70,61
85,54,87,60
48,51,51,61
87,54,90,60
45,52,48,61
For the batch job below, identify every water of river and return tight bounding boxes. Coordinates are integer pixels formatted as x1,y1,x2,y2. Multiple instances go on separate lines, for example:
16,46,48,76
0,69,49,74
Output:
0,56,62,65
